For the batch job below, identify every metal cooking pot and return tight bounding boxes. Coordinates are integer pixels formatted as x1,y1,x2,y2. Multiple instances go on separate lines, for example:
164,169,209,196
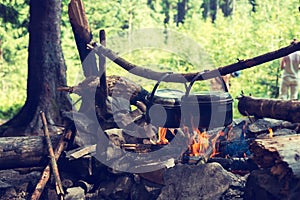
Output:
145,73,184,128
181,73,233,129
145,72,233,129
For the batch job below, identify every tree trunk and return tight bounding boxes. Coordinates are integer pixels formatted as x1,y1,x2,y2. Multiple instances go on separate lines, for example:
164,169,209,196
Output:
162,0,170,24
176,0,187,25
0,0,72,136
238,96,300,123
249,0,257,12
220,0,234,17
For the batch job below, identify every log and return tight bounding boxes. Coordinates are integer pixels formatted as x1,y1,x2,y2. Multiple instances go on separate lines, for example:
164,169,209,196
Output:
238,95,300,123
58,75,149,106
0,135,60,170
87,39,300,83
250,134,300,179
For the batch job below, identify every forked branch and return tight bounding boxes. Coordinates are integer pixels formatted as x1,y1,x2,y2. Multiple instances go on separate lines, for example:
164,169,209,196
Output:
87,40,300,83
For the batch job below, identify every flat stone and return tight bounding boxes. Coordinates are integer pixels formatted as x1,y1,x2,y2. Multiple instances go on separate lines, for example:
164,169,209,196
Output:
158,162,237,200
65,187,86,200
248,118,284,134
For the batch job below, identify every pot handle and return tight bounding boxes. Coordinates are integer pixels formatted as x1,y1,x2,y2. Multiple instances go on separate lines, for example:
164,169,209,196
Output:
184,72,229,97
148,72,173,103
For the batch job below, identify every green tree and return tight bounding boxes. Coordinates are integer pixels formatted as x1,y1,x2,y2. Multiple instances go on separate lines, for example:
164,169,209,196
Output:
0,0,72,136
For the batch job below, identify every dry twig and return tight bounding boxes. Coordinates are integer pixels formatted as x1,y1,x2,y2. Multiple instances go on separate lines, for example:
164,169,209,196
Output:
31,129,72,200
33,112,65,199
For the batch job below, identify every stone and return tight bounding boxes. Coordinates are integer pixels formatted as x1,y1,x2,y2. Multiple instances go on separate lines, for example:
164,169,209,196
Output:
65,187,86,200
111,175,134,200
130,178,163,200
97,181,115,198
157,162,237,200
0,180,12,190
0,169,40,199
248,118,284,134
1,187,17,200
130,183,150,200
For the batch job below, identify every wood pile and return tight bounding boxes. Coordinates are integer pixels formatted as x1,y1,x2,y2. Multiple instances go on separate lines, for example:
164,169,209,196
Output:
251,134,300,179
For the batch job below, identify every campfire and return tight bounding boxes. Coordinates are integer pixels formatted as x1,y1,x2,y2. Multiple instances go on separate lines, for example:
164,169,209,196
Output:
3,35,300,200
1,0,300,199
156,125,226,161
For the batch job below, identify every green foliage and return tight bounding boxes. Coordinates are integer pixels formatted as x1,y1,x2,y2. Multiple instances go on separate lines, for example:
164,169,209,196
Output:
1,0,300,120
0,0,29,120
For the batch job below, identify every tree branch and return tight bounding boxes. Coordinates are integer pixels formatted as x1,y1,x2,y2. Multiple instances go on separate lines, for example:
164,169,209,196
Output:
40,111,64,198
88,40,300,82
31,129,73,200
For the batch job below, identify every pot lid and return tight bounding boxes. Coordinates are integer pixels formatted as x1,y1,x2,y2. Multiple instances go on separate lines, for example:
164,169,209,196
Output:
182,91,232,103
150,89,184,105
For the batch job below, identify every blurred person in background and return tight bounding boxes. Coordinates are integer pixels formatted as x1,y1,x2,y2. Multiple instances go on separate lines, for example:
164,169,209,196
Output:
278,51,300,100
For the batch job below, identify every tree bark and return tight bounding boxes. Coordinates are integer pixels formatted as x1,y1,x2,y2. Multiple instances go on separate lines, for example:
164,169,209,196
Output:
176,0,188,25
0,0,72,136
250,134,300,179
238,96,300,123
89,40,300,83
220,0,235,17
0,135,60,170
68,0,98,77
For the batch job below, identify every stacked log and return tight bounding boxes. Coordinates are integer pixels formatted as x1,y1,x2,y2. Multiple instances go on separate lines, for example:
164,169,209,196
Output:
250,134,300,180
0,135,60,170
238,95,300,123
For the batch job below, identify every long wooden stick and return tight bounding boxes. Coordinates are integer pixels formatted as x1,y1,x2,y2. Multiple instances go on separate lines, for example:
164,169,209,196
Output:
95,29,108,120
39,111,65,198
88,40,300,83
99,29,107,96
31,129,72,200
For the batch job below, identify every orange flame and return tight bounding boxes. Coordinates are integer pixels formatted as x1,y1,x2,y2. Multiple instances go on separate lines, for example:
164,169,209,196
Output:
157,127,169,144
268,128,273,138
158,125,223,158
210,131,223,158
187,127,221,158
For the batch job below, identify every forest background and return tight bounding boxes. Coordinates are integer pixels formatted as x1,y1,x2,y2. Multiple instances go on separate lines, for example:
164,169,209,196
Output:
0,0,299,121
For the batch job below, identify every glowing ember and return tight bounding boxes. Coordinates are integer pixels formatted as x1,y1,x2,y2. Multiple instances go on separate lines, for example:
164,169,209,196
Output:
268,128,273,138
157,127,169,144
